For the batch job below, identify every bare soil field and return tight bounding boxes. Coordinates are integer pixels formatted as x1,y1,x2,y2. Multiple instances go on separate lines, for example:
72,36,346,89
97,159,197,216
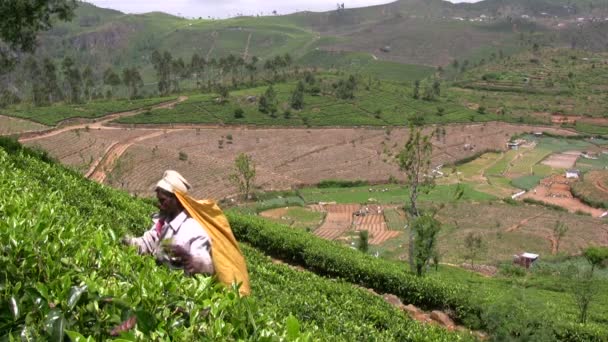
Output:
523,176,605,217
0,115,47,136
312,203,399,245
541,151,580,169
79,122,571,199
22,128,156,172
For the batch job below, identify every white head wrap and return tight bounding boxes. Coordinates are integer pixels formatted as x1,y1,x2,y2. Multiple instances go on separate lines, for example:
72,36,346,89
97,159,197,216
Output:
156,170,191,194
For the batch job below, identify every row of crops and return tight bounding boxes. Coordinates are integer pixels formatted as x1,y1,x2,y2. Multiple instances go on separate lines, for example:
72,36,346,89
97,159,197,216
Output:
2,97,177,126
224,212,608,341
0,138,464,340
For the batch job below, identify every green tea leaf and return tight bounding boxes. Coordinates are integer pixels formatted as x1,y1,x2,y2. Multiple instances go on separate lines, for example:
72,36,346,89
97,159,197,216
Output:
286,314,300,341
9,296,19,319
65,330,94,342
67,285,87,310
135,309,157,334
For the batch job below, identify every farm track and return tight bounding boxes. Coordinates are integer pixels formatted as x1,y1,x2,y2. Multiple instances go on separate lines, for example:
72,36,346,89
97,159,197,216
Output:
18,96,188,143
206,31,218,60
88,130,168,183
243,32,252,59
595,179,608,195
505,213,545,232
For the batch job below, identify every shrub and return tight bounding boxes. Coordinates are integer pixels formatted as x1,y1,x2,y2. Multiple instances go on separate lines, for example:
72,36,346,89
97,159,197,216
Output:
317,179,369,188
234,107,244,118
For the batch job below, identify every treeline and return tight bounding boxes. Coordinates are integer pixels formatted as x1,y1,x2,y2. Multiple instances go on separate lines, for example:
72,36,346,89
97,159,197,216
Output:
150,50,296,96
1,51,299,108
2,56,144,108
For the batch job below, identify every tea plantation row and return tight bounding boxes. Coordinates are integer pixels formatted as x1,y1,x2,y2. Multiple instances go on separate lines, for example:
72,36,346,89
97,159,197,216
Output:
0,139,464,341
227,209,608,341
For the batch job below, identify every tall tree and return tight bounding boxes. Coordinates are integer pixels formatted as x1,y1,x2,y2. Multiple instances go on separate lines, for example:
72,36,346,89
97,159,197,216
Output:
290,80,304,110
412,213,441,276
103,67,121,98
171,57,186,92
464,232,484,267
82,65,95,102
151,50,172,96
398,125,434,270
190,53,204,88
552,220,568,254
23,56,46,105
412,80,420,99
229,153,256,200
41,58,61,103
259,84,277,115
62,57,81,103
122,67,143,99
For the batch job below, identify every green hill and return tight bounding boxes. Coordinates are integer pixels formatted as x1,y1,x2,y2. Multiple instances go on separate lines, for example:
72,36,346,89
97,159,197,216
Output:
31,0,608,78
448,47,608,128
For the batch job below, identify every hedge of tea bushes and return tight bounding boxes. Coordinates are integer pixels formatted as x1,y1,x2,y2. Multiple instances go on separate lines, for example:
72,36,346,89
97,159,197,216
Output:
226,213,608,341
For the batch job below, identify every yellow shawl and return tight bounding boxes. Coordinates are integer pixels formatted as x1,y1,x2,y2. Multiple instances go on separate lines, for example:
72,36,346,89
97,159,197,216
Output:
175,191,250,296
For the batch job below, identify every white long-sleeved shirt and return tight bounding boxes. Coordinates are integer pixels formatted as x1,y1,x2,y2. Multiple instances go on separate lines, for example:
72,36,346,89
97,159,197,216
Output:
128,211,214,274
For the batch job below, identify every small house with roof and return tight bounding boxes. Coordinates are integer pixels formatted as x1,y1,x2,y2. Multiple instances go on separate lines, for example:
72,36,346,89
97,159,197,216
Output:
565,169,580,179
513,252,539,268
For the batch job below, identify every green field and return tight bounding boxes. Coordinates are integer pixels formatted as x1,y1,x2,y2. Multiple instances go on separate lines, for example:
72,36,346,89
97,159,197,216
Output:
260,206,324,231
0,96,176,126
451,48,608,120
299,183,495,204
383,208,407,231
115,76,483,127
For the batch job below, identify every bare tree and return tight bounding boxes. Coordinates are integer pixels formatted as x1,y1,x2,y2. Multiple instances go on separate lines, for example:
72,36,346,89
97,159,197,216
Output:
552,220,568,254
398,125,434,270
229,153,256,200
464,232,484,267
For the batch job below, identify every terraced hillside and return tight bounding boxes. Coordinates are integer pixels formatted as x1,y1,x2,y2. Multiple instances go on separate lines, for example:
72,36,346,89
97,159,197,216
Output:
450,48,608,126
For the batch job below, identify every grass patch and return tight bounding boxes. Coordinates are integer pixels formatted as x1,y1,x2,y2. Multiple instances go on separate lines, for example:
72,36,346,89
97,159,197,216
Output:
511,175,543,190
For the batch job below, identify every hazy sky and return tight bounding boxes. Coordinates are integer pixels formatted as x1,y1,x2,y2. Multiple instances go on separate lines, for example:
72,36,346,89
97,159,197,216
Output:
86,0,481,19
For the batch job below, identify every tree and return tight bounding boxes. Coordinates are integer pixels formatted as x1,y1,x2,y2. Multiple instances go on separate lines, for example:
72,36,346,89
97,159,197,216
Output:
567,246,608,324
464,232,484,267
122,67,143,99
432,80,441,97
216,85,229,103
552,220,568,254
259,84,277,115
412,80,420,99
41,58,62,103
583,246,608,274
412,213,441,276
290,81,304,110
62,57,81,103
568,265,595,324
103,67,121,98
358,230,369,253
82,65,95,102
0,0,76,71
151,50,172,95
171,57,186,92
23,56,46,106
229,153,256,200
398,125,434,270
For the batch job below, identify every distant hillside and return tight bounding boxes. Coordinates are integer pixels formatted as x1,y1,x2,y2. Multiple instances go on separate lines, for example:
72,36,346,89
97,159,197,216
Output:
7,0,608,91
